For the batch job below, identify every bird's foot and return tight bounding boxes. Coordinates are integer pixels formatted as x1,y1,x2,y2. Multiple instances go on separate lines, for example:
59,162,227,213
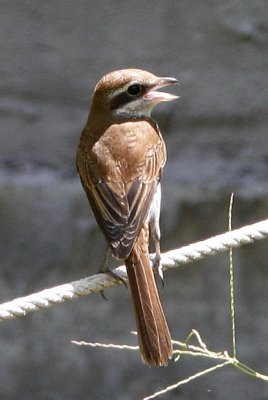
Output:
152,254,164,288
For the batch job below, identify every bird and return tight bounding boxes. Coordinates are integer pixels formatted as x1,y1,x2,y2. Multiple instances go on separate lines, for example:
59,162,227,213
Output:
76,68,178,366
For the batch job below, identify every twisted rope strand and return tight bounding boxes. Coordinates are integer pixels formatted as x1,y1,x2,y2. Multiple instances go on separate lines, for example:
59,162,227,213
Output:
0,218,267,322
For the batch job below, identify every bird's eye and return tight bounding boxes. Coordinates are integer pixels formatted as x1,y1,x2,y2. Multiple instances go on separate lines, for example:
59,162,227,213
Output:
127,84,142,96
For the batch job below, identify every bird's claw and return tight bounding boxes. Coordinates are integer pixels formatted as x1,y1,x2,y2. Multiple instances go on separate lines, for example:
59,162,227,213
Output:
152,255,165,288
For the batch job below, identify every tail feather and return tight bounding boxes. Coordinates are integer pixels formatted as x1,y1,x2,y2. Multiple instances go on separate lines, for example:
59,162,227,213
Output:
125,227,172,366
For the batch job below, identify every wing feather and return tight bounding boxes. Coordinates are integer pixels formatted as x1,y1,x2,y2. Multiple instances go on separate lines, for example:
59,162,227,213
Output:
83,179,157,259
77,121,166,260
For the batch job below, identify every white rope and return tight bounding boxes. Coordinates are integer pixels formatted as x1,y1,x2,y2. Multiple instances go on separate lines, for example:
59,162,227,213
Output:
0,218,267,322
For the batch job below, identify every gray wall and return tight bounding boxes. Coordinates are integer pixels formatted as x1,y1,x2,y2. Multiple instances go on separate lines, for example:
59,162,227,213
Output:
1,1,268,399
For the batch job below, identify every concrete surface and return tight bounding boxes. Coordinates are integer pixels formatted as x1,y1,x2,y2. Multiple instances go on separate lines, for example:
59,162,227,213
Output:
1,1,268,399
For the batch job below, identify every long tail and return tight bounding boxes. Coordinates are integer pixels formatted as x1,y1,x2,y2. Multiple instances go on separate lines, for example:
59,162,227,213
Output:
125,225,173,366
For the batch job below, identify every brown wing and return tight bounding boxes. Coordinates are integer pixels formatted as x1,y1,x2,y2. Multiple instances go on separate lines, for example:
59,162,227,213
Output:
77,121,166,260
83,179,157,259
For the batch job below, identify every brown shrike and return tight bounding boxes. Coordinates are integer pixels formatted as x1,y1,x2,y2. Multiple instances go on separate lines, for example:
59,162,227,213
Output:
77,69,178,366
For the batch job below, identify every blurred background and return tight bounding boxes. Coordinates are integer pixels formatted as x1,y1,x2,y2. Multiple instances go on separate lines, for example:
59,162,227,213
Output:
1,1,268,399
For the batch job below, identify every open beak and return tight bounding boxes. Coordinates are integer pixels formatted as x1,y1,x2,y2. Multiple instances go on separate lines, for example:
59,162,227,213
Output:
144,77,179,102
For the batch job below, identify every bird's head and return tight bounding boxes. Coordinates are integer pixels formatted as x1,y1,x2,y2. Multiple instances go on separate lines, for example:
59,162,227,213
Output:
89,69,179,120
